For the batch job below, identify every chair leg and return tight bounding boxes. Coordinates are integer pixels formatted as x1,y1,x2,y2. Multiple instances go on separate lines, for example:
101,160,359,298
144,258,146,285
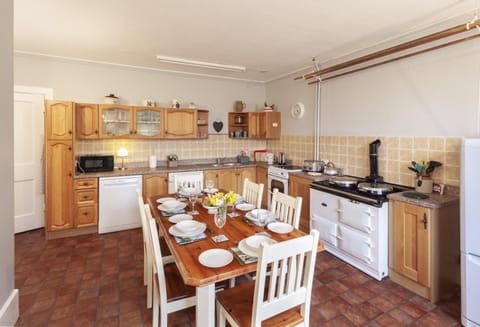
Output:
217,301,226,327
147,263,153,309
152,280,159,327
143,243,147,286
229,277,236,288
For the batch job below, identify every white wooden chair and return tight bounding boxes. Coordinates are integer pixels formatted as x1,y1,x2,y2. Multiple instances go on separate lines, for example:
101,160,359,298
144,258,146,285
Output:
216,229,320,327
270,188,302,229
148,217,196,327
136,189,153,308
242,178,264,209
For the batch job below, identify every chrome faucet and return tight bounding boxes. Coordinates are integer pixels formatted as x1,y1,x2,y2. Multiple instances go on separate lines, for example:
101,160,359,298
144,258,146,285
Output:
216,157,222,165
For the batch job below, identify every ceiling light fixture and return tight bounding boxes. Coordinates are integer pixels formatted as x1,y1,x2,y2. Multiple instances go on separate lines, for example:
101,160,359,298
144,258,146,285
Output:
156,55,246,72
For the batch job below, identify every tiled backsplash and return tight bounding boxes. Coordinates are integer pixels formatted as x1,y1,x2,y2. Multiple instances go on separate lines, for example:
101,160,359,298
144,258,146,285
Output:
76,135,267,167
267,135,461,186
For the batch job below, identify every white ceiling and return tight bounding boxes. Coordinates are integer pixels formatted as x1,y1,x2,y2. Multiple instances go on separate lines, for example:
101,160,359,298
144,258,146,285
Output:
14,0,478,82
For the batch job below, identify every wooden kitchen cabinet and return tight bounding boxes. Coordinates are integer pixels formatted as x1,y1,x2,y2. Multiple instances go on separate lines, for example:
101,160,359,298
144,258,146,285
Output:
76,103,99,139
73,178,98,228
289,174,311,233
45,100,74,140
45,140,74,231
256,166,268,208
164,109,197,139
143,174,169,199
389,200,460,302
228,112,280,139
98,104,133,138
134,107,164,138
204,167,256,194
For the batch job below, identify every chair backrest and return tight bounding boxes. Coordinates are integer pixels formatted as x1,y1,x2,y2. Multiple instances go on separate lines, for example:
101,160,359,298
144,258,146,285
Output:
148,216,169,309
252,229,319,326
136,189,149,242
242,178,264,209
270,188,302,229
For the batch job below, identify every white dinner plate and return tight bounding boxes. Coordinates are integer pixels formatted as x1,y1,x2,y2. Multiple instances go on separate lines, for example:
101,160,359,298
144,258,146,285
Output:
168,223,206,238
198,249,233,268
267,222,294,234
156,197,176,204
176,220,202,233
236,203,255,211
168,214,193,223
158,202,187,212
203,188,219,194
238,239,259,257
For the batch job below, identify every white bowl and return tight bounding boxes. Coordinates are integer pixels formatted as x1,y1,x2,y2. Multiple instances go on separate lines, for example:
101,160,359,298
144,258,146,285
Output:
162,200,181,210
176,220,199,233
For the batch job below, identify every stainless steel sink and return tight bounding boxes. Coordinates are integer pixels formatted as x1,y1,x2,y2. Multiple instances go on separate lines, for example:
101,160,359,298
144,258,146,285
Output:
209,162,240,167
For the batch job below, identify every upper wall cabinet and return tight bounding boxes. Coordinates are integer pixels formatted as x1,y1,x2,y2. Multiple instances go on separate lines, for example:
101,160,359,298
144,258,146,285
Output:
98,104,133,138
134,107,164,138
73,101,207,140
76,103,99,139
228,112,281,139
45,100,74,140
165,109,208,139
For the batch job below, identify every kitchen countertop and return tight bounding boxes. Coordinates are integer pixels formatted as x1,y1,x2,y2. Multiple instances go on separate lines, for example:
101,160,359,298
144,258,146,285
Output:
387,185,459,209
74,161,259,179
290,171,330,182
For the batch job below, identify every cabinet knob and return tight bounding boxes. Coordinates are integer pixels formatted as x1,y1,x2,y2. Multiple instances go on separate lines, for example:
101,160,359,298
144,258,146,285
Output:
68,130,72,134
83,212,88,216
68,146,72,151
95,130,98,134
68,172,72,177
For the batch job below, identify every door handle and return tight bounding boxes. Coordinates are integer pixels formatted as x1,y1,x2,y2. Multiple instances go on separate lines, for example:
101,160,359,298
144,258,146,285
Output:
422,213,428,229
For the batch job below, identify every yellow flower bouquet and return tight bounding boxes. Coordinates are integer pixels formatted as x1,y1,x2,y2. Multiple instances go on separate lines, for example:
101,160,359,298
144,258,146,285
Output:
204,191,237,207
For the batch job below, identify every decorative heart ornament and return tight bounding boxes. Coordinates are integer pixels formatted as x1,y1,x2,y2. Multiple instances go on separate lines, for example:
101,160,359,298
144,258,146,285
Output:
213,121,223,133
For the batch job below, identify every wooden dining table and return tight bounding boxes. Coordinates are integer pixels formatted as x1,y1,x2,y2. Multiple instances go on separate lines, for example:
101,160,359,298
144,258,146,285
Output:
148,193,324,327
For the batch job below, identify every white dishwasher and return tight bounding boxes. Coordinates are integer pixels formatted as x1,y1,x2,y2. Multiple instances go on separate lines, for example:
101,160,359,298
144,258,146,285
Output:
99,175,142,234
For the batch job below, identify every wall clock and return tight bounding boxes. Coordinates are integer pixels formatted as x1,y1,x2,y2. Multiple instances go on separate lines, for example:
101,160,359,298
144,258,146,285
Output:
290,102,305,119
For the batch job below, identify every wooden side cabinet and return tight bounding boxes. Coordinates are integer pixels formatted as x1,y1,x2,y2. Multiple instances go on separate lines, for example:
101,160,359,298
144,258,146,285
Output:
143,174,169,199
164,109,197,138
228,112,281,139
73,178,98,228
288,175,310,233
204,167,256,194
389,200,460,302
45,140,74,231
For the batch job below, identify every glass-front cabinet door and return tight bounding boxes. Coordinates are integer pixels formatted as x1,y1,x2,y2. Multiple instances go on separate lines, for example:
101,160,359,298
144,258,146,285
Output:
134,108,163,138
99,105,132,138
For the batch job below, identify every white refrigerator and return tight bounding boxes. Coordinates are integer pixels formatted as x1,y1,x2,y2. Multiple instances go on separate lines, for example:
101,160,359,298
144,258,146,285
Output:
461,138,480,327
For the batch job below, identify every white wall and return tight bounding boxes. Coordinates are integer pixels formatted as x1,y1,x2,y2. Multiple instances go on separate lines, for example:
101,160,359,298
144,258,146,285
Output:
0,0,18,325
267,39,480,137
14,54,266,135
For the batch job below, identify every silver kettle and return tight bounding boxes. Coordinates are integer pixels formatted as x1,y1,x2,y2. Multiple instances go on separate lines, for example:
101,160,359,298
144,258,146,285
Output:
279,152,286,165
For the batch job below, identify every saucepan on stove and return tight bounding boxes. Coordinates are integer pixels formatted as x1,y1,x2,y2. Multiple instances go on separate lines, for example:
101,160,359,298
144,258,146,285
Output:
324,162,340,176
303,160,324,172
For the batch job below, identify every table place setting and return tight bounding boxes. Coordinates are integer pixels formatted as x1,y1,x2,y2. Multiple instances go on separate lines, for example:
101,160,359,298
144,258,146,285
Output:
168,220,208,245
168,213,194,223
230,233,276,265
198,249,234,268
267,222,294,234
244,209,276,226
158,200,187,216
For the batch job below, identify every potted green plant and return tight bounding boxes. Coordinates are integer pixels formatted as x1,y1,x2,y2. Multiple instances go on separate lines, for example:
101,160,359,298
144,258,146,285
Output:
408,160,442,193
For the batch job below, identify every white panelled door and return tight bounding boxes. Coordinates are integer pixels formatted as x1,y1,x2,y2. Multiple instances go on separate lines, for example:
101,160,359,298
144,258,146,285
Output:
14,87,51,233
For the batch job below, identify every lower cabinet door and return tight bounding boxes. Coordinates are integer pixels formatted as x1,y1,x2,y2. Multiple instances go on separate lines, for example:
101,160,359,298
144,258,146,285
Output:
311,214,338,246
338,225,373,265
339,198,375,233
74,204,98,228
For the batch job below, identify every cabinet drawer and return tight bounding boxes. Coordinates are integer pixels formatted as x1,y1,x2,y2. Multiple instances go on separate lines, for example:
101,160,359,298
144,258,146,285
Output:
74,178,98,189
311,214,338,246
339,198,376,233
74,189,98,204
338,225,373,265
74,204,98,227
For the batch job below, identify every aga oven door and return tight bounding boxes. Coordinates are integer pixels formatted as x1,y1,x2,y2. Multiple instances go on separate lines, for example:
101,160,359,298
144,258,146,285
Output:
267,175,288,209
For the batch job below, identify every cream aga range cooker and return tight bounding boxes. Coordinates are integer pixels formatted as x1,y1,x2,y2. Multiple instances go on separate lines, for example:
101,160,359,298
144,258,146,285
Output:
310,176,410,281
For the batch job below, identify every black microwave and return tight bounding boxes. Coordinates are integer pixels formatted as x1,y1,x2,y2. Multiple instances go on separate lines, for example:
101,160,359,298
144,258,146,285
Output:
78,155,114,173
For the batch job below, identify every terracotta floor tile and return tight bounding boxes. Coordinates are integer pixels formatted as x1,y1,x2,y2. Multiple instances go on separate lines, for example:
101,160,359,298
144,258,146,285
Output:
14,228,462,326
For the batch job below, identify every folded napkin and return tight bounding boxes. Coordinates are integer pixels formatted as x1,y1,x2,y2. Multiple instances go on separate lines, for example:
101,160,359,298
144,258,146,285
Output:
174,233,207,245
161,209,186,217
230,246,258,265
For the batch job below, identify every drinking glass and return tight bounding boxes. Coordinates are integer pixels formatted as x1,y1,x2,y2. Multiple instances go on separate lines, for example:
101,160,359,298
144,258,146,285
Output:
214,208,227,229
205,179,214,193
188,193,198,215
258,210,268,227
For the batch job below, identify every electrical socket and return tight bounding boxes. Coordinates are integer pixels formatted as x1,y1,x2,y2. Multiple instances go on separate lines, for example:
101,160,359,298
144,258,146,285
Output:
433,183,445,195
